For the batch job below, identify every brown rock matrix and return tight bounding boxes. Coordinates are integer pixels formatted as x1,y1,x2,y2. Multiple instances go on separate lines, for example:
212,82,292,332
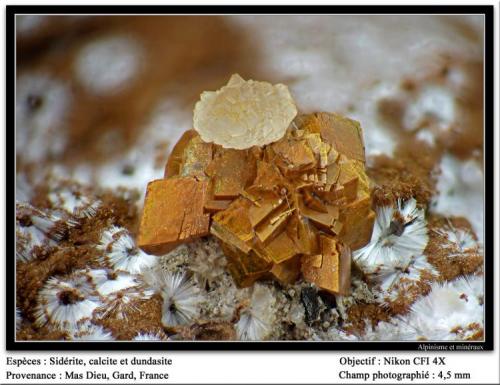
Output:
138,111,374,295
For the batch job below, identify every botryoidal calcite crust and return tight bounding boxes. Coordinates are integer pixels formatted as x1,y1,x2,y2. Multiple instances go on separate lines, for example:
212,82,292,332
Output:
138,113,375,295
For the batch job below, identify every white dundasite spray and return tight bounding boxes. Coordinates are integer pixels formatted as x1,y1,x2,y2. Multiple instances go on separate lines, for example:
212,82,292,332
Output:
16,221,54,263
98,226,157,274
133,331,168,341
353,198,437,304
48,187,102,219
16,202,78,242
341,274,483,341
401,275,484,340
374,254,438,303
88,269,154,321
34,270,102,331
143,268,202,328
433,221,482,259
71,321,114,341
187,238,227,288
353,198,429,274
236,284,276,341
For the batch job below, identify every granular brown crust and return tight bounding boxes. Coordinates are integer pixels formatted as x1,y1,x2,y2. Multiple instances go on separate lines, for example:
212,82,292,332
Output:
380,271,435,315
92,294,164,340
17,324,69,341
425,215,483,281
368,139,440,206
344,303,391,335
16,182,140,340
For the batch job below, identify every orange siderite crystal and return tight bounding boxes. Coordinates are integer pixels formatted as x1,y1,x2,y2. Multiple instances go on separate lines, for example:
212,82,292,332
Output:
137,177,211,255
138,112,374,295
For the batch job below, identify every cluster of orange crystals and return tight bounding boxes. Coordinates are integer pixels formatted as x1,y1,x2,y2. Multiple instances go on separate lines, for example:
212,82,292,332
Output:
138,113,375,295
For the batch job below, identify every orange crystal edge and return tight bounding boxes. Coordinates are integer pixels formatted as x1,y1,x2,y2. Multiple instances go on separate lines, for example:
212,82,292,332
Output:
137,112,375,295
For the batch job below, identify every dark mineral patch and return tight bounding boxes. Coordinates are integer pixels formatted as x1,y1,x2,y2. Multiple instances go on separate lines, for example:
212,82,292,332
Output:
300,286,321,325
318,290,337,309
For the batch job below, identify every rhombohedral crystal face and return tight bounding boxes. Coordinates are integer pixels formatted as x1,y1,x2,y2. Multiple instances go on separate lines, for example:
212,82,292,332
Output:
137,75,374,295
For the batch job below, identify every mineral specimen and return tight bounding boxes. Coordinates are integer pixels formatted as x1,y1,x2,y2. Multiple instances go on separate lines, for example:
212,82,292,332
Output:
193,74,297,149
138,104,374,294
137,177,210,255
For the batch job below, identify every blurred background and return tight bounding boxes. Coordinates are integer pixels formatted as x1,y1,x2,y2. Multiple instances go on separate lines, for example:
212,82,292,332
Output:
15,15,484,239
